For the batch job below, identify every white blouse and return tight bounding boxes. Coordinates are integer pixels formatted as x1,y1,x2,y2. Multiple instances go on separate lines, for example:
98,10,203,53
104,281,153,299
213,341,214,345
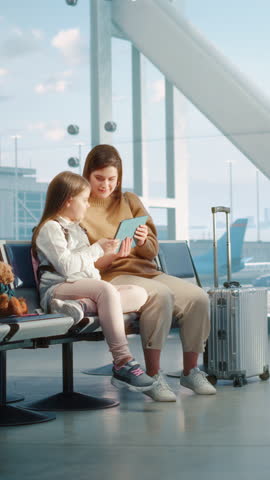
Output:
36,216,104,311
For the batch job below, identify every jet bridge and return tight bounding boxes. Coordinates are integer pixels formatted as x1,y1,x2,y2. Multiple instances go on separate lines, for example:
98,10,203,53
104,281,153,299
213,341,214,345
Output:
112,0,270,180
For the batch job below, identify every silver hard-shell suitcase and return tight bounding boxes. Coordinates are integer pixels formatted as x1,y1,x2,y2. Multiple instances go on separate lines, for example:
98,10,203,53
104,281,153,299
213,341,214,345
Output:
207,206,269,387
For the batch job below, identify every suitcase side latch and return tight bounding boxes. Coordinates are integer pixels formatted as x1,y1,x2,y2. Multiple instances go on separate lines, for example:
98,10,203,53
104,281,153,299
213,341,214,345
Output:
218,329,227,340
218,361,227,371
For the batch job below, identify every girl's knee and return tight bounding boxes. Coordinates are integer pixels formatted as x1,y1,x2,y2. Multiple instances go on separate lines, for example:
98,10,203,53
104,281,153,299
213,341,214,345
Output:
116,285,148,311
99,280,120,298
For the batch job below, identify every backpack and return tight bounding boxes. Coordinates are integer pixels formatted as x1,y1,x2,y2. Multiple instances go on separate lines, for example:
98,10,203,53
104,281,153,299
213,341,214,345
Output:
31,220,69,287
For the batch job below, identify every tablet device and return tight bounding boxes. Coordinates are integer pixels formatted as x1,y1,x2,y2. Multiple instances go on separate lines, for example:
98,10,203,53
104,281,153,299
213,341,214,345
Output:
114,215,148,252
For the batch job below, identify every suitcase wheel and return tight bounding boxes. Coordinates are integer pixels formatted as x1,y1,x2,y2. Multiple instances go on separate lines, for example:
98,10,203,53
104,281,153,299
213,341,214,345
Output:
259,371,270,381
233,376,244,387
233,376,247,387
207,375,217,386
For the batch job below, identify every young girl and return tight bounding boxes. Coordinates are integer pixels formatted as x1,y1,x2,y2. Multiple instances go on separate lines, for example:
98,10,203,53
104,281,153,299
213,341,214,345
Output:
32,171,156,393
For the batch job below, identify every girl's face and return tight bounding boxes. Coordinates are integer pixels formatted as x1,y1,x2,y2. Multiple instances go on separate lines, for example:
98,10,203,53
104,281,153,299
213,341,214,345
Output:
63,187,90,222
89,166,118,199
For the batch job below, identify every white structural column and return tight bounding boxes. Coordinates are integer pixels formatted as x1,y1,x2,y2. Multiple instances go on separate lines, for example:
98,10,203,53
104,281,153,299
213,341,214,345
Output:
165,80,177,239
173,87,189,239
132,46,143,196
90,0,113,146
165,79,175,200
112,0,270,180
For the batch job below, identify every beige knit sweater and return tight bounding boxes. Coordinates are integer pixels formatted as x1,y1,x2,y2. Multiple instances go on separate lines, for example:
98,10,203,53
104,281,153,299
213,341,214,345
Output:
82,191,161,281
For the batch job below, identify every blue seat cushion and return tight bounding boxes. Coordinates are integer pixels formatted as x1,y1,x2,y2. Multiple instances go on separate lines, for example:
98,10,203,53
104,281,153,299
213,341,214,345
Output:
4,244,36,289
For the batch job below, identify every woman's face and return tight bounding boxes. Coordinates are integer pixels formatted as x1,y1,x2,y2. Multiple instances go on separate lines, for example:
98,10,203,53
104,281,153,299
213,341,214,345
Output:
89,166,118,199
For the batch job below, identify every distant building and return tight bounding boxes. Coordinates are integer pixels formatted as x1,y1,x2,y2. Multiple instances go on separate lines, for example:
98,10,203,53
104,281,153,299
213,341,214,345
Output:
0,166,48,240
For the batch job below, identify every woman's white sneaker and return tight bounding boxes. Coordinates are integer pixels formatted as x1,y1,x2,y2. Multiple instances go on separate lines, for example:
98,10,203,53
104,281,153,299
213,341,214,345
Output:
144,372,176,402
180,367,216,395
50,299,84,324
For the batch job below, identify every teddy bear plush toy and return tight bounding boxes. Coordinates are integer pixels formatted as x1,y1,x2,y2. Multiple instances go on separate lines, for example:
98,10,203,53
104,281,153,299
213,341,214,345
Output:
0,261,28,317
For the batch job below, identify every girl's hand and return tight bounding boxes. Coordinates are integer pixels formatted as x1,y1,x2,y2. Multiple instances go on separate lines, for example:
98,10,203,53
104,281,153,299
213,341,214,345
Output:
134,224,148,246
97,238,120,255
115,237,132,257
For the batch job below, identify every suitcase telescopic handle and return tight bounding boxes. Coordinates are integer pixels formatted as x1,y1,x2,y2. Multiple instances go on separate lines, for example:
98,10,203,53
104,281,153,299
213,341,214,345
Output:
211,206,230,214
212,206,232,288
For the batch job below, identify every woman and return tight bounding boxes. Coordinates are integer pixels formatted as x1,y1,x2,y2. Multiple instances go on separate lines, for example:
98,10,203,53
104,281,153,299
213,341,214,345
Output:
82,144,216,401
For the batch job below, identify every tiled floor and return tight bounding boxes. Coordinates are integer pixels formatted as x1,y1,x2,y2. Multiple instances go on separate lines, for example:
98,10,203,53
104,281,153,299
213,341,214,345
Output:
1,332,270,480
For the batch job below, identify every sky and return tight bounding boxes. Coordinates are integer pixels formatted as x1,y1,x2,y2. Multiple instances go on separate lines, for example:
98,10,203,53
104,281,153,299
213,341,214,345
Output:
1,0,270,240
0,0,91,179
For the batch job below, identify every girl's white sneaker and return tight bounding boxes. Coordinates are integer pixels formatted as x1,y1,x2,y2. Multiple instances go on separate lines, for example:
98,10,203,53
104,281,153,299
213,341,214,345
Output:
50,299,84,324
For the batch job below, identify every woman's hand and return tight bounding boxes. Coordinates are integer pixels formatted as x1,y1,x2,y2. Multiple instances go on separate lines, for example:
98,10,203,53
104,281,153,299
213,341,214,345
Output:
94,237,132,271
97,238,120,255
115,237,132,257
134,224,148,246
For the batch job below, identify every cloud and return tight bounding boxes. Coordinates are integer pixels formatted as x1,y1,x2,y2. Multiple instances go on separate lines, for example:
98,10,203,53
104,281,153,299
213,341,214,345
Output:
34,70,73,95
62,70,73,77
51,28,87,64
0,68,8,76
0,95,12,102
26,123,66,142
31,29,43,40
35,79,69,94
26,122,66,141
11,27,23,36
27,122,46,132
0,28,42,58
45,128,66,141
151,80,165,103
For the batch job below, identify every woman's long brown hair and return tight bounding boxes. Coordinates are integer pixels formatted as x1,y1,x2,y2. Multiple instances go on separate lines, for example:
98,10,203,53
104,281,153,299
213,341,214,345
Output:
83,144,123,199
32,171,90,256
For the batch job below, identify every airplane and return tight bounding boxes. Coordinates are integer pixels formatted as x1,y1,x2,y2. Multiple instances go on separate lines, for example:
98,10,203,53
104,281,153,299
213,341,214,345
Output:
193,218,248,283
232,261,270,286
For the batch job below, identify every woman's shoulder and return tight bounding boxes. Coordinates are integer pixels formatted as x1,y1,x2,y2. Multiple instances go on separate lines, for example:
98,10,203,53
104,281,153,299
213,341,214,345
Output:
123,191,139,200
123,191,140,204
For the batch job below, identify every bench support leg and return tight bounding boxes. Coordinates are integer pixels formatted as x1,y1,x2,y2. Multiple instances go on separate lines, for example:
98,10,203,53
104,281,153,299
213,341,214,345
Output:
63,342,74,392
0,351,55,426
0,350,7,405
25,343,119,411
0,350,24,403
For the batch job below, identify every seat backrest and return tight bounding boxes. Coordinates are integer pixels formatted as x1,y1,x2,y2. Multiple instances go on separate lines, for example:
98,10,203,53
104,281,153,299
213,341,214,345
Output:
158,240,201,287
0,241,39,312
0,240,201,314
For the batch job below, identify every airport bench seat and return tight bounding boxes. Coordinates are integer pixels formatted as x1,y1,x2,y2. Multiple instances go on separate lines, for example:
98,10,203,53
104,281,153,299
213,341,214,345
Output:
0,241,121,425
0,239,199,425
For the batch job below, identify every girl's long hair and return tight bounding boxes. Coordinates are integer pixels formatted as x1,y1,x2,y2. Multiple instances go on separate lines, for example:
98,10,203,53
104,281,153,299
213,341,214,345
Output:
32,171,90,256
83,144,123,199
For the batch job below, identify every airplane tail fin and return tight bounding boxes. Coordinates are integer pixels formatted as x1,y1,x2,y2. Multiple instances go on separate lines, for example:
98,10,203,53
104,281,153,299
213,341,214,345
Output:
216,218,248,273
193,218,248,278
